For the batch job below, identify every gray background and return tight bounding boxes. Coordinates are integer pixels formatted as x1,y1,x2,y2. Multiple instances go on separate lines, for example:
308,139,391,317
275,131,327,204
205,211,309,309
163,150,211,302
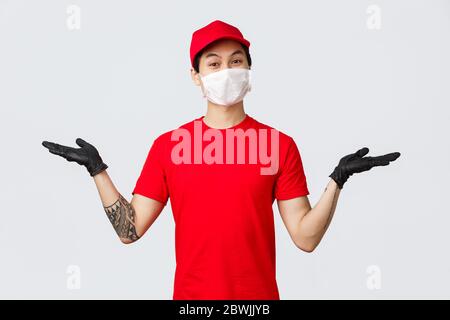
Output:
1,0,449,299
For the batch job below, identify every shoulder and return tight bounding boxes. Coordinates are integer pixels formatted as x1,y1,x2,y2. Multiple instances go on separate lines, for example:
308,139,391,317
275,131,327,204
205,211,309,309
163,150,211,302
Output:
250,116,295,146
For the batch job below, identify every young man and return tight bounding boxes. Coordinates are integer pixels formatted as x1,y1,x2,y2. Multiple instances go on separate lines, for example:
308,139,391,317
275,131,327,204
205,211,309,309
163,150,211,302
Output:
42,20,401,300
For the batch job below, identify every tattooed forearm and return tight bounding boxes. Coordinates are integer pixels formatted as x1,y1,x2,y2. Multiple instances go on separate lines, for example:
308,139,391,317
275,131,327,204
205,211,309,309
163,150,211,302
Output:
323,185,339,231
104,194,140,242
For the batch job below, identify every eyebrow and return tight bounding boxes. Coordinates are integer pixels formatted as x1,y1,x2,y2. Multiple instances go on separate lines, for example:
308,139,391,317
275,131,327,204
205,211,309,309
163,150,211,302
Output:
204,49,245,59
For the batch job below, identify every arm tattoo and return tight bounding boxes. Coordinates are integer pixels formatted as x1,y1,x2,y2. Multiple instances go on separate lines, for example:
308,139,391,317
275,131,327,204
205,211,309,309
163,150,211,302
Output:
103,194,140,242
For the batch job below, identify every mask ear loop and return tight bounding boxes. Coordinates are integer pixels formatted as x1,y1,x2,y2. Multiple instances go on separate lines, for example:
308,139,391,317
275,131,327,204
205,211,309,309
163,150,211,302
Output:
247,69,252,93
198,74,208,98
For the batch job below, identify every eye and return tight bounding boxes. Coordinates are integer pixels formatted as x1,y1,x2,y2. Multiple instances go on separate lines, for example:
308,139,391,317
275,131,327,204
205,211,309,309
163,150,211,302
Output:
208,62,220,67
231,59,242,64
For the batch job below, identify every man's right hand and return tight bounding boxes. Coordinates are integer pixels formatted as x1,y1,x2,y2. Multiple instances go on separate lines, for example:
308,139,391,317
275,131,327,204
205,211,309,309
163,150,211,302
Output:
42,138,108,177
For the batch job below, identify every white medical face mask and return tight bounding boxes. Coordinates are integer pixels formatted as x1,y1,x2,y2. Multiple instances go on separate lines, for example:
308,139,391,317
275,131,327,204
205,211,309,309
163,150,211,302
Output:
199,68,252,106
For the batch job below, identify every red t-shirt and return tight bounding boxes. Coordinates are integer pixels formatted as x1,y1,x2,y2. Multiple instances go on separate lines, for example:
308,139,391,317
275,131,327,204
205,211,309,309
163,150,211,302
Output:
132,114,309,299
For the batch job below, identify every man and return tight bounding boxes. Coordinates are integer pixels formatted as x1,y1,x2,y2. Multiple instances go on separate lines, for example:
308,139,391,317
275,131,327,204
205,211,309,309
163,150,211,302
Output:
42,20,401,299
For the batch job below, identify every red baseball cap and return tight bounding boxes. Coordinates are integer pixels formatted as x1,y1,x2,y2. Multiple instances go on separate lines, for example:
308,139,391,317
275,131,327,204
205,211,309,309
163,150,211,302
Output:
189,20,251,68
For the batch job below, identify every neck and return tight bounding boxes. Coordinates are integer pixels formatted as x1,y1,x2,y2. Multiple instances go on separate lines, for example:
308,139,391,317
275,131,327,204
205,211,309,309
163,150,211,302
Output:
203,100,246,129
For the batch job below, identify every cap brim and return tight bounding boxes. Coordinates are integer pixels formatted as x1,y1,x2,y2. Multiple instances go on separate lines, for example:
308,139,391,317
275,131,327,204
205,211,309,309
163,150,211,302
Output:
191,34,250,67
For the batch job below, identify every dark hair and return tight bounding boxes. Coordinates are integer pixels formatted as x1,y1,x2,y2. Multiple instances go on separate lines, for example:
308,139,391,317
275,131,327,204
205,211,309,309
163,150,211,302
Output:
193,42,252,73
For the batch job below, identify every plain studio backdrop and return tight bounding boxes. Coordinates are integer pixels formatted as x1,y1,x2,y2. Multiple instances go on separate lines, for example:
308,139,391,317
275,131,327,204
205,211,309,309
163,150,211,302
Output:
0,0,449,299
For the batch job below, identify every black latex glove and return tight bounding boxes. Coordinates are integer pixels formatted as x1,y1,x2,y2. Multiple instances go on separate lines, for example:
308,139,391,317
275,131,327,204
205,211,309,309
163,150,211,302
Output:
329,147,401,189
42,138,108,177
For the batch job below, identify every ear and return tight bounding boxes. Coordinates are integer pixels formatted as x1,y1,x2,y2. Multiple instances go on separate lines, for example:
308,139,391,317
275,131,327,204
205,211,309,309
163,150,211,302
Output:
191,68,201,86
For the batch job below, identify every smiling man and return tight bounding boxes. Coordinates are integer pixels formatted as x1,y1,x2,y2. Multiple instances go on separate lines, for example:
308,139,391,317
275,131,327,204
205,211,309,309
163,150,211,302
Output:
42,20,401,300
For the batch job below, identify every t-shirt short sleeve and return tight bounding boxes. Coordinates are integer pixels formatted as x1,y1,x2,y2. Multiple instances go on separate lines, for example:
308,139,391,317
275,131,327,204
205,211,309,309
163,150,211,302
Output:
274,137,310,200
132,136,169,205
